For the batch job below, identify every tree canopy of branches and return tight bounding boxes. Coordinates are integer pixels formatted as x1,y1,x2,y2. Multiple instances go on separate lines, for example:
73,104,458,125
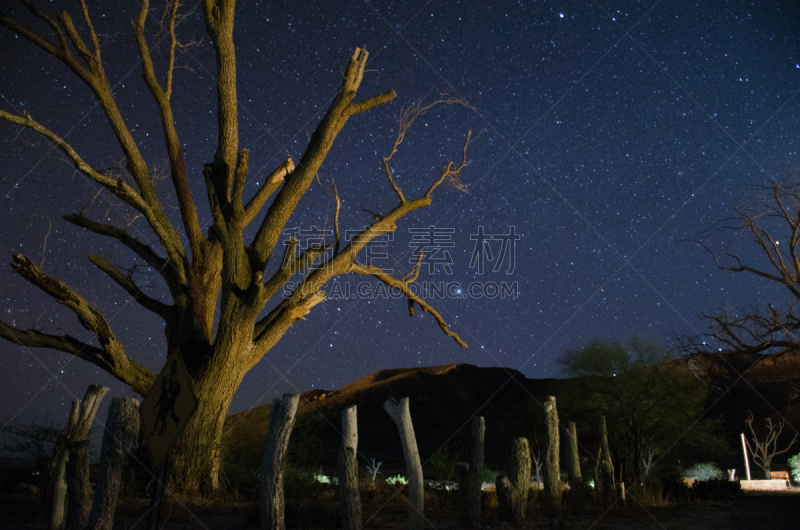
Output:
0,0,471,494
744,413,798,479
685,178,800,356
560,337,724,482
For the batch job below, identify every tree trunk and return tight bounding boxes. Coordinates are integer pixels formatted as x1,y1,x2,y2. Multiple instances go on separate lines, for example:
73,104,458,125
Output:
566,421,584,516
169,360,244,495
496,437,530,524
458,416,484,528
383,397,424,530
543,396,561,517
338,405,361,530
598,416,615,508
88,397,140,530
261,393,300,530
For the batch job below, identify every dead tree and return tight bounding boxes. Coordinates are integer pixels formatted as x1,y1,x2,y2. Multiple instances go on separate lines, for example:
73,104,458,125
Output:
261,393,300,530
744,414,798,479
87,397,140,530
0,0,472,494
496,437,530,524
598,415,615,508
685,177,800,356
63,385,109,530
543,396,561,516
457,416,484,528
338,405,361,530
566,422,584,515
384,397,424,530
531,446,543,484
641,451,655,479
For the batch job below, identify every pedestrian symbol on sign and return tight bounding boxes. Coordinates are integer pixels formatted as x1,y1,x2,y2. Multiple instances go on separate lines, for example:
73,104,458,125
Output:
152,360,181,436
141,355,198,470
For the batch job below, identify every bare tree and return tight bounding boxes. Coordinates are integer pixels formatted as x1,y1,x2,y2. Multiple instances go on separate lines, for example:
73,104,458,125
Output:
0,1,471,494
685,178,800,356
744,413,798,479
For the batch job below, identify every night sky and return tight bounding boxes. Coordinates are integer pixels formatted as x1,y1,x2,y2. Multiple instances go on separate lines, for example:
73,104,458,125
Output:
1,1,798,433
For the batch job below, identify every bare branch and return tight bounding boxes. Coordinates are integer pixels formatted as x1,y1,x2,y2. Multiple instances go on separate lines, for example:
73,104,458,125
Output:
134,0,203,259
4,255,156,394
0,322,154,395
62,213,181,292
380,97,473,203
315,174,342,255
87,255,173,320
0,110,147,212
201,0,238,200
250,48,395,272
350,262,467,348
690,175,800,355
243,158,294,226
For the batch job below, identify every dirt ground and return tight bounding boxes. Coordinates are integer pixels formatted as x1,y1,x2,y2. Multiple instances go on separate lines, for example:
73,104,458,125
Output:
2,490,800,529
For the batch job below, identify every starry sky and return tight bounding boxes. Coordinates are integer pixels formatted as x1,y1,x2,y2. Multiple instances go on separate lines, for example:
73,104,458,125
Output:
1,1,798,431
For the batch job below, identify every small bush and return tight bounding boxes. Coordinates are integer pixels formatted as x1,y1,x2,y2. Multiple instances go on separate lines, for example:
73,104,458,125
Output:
386,474,407,485
788,453,800,483
684,462,723,481
482,467,498,484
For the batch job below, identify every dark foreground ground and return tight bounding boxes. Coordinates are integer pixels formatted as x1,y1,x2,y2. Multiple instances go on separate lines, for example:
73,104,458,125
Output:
2,490,799,529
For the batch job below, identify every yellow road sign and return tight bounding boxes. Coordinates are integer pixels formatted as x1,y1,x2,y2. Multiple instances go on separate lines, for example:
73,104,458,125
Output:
140,354,198,470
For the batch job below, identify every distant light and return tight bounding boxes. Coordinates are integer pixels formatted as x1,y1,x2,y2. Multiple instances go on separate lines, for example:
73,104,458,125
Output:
559,13,565,18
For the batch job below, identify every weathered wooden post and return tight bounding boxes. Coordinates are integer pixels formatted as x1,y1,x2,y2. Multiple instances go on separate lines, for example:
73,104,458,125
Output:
261,393,300,530
598,415,615,508
88,397,140,530
495,437,531,524
384,397,424,530
50,401,78,530
64,384,110,530
457,416,484,528
566,421,584,515
543,396,561,516
338,405,361,530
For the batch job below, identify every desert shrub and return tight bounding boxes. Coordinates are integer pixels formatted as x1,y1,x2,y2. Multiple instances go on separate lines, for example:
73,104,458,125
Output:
482,467,498,484
222,447,262,501
692,479,741,500
427,445,457,481
684,462,723,481
633,464,689,506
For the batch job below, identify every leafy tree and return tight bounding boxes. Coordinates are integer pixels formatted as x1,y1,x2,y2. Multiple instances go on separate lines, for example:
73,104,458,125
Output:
0,1,471,493
561,337,724,482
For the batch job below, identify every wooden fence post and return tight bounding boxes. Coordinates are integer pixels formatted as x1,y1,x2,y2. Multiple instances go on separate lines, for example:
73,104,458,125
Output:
261,393,300,530
50,401,78,530
384,397,424,530
566,421,584,515
88,397,140,530
338,405,361,530
457,416,484,528
598,415,615,508
65,384,110,530
496,437,530,524
544,396,561,516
